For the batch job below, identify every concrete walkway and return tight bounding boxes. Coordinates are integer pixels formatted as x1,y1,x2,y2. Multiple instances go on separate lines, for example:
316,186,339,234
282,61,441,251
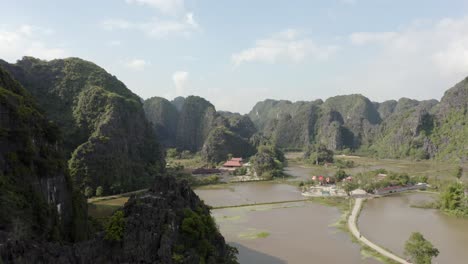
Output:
348,198,410,264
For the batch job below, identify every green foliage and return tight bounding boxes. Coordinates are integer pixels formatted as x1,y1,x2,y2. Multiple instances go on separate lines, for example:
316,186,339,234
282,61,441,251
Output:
334,158,355,169
201,126,256,163
84,186,94,198
167,148,179,159
105,210,125,242
304,144,334,165
439,182,467,216
251,144,285,178
233,167,247,176
342,181,359,195
0,66,84,242
177,207,221,262
454,166,463,180
404,232,439,264
95,186,104,197
335,169,348,181
2,57,165,196
180,150,193,159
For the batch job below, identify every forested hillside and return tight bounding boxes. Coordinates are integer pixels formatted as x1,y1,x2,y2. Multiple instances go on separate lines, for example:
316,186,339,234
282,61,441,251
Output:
144,96,257,163
0,57,165,195
0,66,86,243
249,78,468,162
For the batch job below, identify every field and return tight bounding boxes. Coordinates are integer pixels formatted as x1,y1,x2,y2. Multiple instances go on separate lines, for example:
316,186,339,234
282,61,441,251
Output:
289,153,466,181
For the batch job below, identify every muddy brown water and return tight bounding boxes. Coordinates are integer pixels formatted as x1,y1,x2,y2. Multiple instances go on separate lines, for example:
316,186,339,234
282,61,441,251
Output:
196,182,380,263
359,192,468,264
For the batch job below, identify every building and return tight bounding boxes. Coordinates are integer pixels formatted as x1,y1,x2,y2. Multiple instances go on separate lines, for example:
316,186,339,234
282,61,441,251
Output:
222,157,243,170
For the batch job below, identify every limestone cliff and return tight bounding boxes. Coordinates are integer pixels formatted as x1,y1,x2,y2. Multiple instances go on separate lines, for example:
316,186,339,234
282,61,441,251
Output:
0,57,165,195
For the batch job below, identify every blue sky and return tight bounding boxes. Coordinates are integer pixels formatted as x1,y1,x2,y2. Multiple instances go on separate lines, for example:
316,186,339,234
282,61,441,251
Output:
2,0,468,113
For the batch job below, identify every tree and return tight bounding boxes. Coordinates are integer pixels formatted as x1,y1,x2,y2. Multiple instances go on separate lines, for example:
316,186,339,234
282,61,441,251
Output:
105,210,125,241
305,144,334,165
342,181,358,196
84,186,94,198
166,148,179,159
95,186,104,197
455,166,463,181
335,169,347,181
404,232,439,264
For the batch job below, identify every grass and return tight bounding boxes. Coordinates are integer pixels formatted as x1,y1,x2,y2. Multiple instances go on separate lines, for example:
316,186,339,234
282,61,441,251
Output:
291,153,463,182
238,229,270,240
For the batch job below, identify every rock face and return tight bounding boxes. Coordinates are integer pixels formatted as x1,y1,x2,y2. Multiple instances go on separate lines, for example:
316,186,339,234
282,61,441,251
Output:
0,57,165,195
1,176,238,264
0,66,85,243
144,96,257,163
144,96,179,147
429,78,468,161
249,80,468,161
371,99,438,159
201,127,256,163
175,96,226,152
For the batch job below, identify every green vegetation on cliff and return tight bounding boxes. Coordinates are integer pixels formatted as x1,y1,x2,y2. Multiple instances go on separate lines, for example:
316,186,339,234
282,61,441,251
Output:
249,78,468,162
0,66,86,242
1,57,165,195
201,126,256,163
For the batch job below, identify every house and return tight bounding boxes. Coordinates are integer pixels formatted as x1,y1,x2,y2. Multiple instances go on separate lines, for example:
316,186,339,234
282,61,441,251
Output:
222,157,243,170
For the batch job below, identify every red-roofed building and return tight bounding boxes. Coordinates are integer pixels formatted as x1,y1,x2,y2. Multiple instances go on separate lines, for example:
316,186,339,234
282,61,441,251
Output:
222,158,243,169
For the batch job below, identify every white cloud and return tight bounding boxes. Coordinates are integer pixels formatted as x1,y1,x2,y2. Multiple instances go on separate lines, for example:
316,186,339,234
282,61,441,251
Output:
232,29,339,66
350,31,396,45
172,71,189,96
340,16,468,101
101,12,199,38
124,59,149,71
125,0,184,15
0,25,66,62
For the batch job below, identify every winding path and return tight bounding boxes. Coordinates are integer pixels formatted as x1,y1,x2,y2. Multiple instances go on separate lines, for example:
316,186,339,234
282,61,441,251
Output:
348,198,410,264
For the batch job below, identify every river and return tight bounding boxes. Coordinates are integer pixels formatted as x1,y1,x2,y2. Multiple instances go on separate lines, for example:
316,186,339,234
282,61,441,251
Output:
359,192,468,264
195,168,380,263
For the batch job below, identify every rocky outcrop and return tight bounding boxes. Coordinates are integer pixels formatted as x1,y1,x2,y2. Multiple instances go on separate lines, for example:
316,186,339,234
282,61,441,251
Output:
0,66,86,243
175,96,227,152
1,176,238,264
144,96,179,147
144,96,258,163
201,127,256,163
371,99,438,159
429,78,468,161
0,57,165,195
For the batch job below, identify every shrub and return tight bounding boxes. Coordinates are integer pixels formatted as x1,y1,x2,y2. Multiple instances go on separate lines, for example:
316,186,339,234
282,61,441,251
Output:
95,186,103,197
167,148,179,159
84,186,94,198
105,210,125,241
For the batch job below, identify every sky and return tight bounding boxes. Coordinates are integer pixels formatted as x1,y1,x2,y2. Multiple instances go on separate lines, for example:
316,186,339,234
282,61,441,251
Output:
2,0,468,113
